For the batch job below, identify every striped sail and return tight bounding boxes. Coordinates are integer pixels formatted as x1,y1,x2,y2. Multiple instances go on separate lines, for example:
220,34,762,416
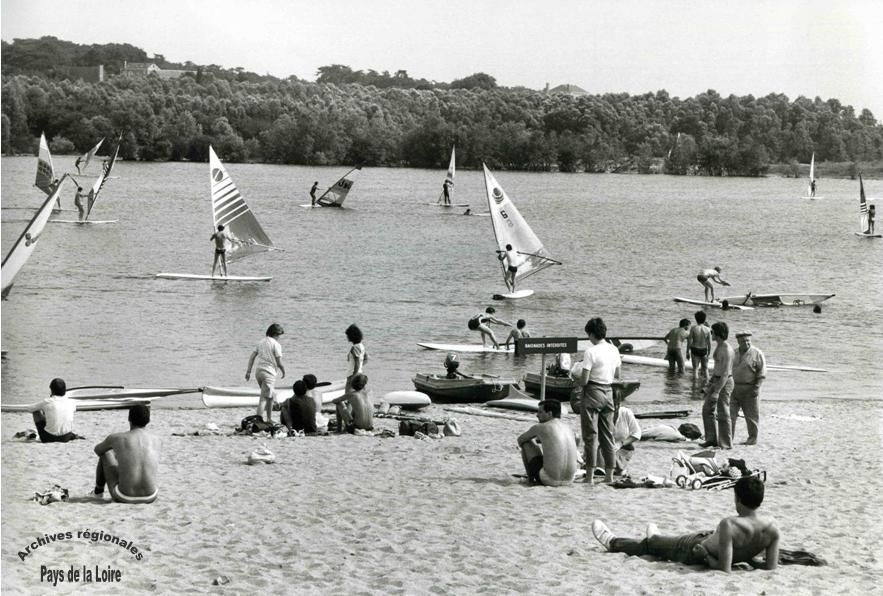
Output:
859,174,869,232
437,146,455,204
482,163,558,286
316,166,362,207
85,137,121,220
76,138,104,173
2,176,68,298
209,146,274,262
34,132,56,196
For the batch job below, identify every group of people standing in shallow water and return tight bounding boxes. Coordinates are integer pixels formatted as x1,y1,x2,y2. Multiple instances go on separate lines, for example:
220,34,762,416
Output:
663,310,766,449
244,322,372,435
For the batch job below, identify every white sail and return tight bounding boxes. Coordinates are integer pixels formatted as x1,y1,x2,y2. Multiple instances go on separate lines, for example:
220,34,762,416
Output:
34,132,56,196
85,137,121,220
808,152,815,196
2,176,68,298
482,163,559,287
859,174,869,232
209,146,274,262
75,138,105,173
437,146,455,204
316,166,362,207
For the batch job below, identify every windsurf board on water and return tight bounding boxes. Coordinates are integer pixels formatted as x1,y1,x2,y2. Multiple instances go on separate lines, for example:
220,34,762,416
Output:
621,353,827,373
380,390,431,410
492,289,535,301
800,196,824,200
673,297,753,310
425,203,470,207
2,397,153,412
416,342,514,354
201,380,346,408
299,203,343,209
50,219,118,225
855,232,882,238
156,273,272,282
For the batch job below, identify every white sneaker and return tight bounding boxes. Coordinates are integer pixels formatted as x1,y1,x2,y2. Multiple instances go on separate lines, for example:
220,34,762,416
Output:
592,520,616,551
646,523,659,540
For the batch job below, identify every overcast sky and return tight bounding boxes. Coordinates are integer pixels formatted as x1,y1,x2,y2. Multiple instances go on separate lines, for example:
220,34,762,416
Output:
3,0,882,117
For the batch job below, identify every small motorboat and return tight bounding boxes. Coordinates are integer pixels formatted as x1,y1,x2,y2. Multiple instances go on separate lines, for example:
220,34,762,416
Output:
522,372,642,402
412,373,517,403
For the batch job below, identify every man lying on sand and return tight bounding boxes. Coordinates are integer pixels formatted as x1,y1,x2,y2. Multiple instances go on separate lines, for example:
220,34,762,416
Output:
593,476,779,572
331,373,373,433
517,400,579,486
92,405,159,504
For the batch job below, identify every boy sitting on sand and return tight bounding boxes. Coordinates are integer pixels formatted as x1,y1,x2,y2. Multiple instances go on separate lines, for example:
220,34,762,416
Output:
282,380,317,435
517,400,579,486
593,476,779,572
330,373,373,433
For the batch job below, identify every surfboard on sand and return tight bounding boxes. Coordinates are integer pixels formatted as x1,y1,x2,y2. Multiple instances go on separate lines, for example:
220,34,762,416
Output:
2,397,154,412
202,381,347,408
50,219,119,224
634,410,691,419
156,273,272,282
379,390,431,410
673,297,754,310
485,397,540,412
417,342,514,354
492,289,535,300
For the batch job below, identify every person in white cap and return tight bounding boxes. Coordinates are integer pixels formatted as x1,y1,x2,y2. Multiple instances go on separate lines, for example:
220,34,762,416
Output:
730,331,766,445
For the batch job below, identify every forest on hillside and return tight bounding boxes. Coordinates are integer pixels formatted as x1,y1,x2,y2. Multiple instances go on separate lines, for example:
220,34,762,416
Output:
2,37,882,175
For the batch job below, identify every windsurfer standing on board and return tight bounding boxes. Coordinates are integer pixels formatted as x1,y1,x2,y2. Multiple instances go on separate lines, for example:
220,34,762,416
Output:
73,186,87,221
210,224,234,278
697,266,730,303
442,179,451,205
310,181,319,206
810,178,816,198
867,204,876,234
498,244,524,293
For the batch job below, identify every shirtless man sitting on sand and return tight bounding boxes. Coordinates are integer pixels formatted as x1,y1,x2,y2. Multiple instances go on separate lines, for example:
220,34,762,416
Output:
330,373,373,433
517,400,579,486
593,475,779,572
92,405,159,504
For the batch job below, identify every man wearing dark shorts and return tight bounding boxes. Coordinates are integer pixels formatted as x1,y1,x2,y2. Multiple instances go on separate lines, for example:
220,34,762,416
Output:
517,400,578,486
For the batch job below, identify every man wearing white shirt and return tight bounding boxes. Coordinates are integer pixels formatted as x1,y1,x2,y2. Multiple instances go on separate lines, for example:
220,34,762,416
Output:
31,378,79,443
574,317,622,485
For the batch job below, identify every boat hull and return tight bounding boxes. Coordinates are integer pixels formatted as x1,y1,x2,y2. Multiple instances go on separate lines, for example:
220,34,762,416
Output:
522,373,641,402
412,373,515,403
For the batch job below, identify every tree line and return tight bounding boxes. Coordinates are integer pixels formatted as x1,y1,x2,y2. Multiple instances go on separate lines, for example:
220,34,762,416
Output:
2,37,881,175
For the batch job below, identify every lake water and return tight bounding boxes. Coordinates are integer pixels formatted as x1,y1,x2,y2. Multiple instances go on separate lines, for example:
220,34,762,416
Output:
2,156,881,408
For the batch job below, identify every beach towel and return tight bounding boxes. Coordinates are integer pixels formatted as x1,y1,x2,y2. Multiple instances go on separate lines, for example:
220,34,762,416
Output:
778,549,827,566
34,484,69,505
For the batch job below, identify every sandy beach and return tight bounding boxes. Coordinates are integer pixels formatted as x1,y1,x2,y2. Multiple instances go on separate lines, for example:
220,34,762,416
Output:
1,397,880,595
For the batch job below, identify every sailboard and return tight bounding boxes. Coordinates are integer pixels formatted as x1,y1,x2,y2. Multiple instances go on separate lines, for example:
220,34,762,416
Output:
34,132,58,197
300,166,363,208
53,136,122,225
417,342,515,354
673,297,753,310
74,138,105,175
801,153,823,199
855,174,881,238
620,353,827,373
483,164,560,300
429,146,467,207
157,146,276,281
2,176,69,299
718,293,835,307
